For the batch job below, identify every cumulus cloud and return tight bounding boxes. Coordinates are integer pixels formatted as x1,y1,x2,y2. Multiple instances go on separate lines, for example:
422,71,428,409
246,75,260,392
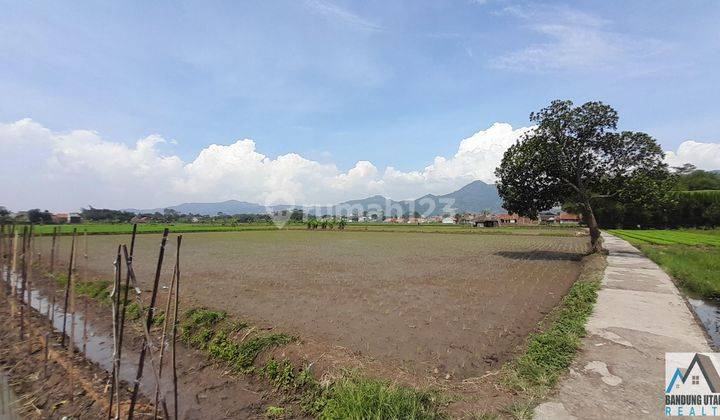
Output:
5,118,718,212
664,141,720,170
1,119,534,211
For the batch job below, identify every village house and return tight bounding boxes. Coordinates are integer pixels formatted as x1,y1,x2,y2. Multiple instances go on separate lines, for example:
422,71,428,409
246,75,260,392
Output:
52,212,82,224
557,212,582,224
472,214,500,227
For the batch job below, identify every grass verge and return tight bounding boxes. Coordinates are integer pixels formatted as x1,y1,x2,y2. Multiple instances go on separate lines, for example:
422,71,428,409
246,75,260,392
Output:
607,231,720,299
180,307,448,419
637,245,720,298
501,253,604,416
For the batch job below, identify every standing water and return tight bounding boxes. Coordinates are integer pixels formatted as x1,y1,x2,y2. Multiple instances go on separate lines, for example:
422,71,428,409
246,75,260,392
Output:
2,268,183,416
688,297,720,348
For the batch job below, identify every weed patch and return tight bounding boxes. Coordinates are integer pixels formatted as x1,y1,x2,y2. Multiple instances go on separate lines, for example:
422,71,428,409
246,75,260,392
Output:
320,375,447,420
503,280,599,398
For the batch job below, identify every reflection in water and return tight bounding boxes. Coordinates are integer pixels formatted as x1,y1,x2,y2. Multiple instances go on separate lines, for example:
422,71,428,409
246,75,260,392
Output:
0,372,21,420
1,269,182,416
688,297,720,347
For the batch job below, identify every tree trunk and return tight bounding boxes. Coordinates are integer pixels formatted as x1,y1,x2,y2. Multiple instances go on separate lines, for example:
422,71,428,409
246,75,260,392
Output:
583,207,602,253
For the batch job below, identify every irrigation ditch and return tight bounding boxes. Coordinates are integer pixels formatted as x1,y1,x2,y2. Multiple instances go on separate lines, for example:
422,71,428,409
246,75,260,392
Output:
0,223,309,419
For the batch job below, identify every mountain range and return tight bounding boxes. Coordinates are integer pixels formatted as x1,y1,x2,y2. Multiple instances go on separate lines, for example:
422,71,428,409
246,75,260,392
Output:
127,180,504,216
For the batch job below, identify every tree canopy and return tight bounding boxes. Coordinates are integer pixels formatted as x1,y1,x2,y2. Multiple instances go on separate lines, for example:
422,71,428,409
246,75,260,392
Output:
495,100,674,251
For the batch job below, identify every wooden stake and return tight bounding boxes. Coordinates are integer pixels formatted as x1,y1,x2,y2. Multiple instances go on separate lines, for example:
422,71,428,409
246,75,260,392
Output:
50,226,57,274
19,226,28,341
171,235,182,420
27,225,33,314
154,254,177,419
43,332,50,379
82,295,89,355
127,228,170,420
108,224,137,418
61,228,77,348
107,245,122,420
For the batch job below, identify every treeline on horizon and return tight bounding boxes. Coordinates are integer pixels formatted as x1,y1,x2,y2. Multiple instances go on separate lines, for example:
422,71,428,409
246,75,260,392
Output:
3,164,720,229
583,165,720,229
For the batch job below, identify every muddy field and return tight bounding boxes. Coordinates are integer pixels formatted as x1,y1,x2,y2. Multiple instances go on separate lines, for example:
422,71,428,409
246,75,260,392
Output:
37,230,589,380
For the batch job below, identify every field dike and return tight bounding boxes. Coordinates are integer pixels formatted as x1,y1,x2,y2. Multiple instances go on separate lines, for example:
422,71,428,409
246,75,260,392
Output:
2,246,604,419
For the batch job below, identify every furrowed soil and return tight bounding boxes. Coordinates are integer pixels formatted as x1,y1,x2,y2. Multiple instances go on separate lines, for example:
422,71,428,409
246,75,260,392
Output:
38,230,589,384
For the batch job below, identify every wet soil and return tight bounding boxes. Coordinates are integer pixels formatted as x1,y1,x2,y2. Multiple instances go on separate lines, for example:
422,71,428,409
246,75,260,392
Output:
1,268,304,419
37,230,589,381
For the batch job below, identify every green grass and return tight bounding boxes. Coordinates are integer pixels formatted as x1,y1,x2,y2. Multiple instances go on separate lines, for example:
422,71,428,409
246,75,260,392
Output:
52,274,143,321
179,308,295,372
320,375,446,420
637,245,720,298
180,307,448,419
608,229,720,298
28,222,584,237
503,280,600,398
32,222,283,236
607,229,720,246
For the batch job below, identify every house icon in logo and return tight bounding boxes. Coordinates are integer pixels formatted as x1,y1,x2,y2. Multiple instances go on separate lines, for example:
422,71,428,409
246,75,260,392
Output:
666,353,720,394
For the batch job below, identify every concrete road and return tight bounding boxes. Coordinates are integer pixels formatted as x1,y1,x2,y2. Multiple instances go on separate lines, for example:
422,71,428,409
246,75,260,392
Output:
534,232,712,419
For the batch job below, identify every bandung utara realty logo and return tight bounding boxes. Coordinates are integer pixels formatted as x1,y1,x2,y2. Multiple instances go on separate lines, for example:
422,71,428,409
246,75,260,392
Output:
665,353,720,416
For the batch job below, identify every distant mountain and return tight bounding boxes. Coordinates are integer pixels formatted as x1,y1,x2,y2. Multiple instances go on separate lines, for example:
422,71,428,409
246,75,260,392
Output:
127,180,504,216
331,180,503,217
126,200,292,216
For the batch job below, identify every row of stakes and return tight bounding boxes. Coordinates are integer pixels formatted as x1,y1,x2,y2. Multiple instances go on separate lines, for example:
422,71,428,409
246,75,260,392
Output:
0,223,182,420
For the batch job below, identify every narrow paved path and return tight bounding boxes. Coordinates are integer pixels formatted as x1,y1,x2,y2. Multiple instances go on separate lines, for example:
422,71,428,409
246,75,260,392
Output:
534,232,712,419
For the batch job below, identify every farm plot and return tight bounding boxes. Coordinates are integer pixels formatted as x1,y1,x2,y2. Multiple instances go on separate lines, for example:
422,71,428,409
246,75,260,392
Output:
36,230,589,380
607,229,720,246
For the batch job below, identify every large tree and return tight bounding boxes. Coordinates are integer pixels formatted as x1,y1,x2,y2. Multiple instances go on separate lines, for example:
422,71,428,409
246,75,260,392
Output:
495,100,673,252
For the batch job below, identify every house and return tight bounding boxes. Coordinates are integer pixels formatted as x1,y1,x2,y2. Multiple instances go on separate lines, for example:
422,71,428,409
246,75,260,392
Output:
52,213,68,224
496,213,518,225
496,213,538,225
557,212,582,224
472,214,499,228
52,212,83,224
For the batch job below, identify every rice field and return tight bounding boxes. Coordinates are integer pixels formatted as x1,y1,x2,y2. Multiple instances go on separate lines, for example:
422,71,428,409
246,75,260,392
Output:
606,229,720,246
36,229,591,380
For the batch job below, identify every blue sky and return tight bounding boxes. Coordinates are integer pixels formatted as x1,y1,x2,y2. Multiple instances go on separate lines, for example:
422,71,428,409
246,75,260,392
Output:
2,1,720,210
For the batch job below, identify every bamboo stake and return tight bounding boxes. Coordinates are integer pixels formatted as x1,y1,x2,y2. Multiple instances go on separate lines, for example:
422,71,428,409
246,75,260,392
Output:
83,230,88,282
107,245,122,420
82,295,89,355
10,230,18,319
0,224,4,289
69,234,78,357
43,332,50,379
123,242,171,420
108,224,137,417
171,235,182,420
49,226,57,274
61,228,77,348
4,225,14,298
19,226,28,340
154,257,177,419
27,224,33,314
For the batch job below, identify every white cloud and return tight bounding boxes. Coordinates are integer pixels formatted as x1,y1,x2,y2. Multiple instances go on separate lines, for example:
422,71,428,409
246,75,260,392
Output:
491,6,671,73
1,119,538,211
5,119,718,212
665,141,720,170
